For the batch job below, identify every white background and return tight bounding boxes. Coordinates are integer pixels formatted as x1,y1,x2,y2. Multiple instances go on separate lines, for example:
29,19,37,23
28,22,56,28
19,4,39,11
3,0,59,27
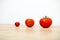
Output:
0,0,60,26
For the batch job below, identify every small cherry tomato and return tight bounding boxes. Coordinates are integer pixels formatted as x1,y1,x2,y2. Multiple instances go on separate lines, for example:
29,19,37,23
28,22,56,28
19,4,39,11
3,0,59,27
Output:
15,22,20,27
39,16,52,28
25,19,34,28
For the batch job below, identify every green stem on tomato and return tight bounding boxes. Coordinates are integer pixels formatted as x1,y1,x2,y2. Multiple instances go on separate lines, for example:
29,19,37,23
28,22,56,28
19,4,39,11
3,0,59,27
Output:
43,16,48,18
45,16,47,18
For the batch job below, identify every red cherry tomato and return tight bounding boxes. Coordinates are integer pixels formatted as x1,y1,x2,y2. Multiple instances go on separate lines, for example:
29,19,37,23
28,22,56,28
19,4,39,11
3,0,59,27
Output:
15,22,20,27
39,16,52,28
25,19,34,28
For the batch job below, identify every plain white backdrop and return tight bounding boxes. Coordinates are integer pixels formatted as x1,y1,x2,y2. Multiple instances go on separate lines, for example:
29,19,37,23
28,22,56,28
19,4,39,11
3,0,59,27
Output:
0,0,60,26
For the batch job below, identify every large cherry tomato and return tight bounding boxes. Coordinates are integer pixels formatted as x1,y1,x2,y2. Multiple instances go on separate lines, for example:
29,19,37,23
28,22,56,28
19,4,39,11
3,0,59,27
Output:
39,16,52,28
25,19,34,28
15,22,20,27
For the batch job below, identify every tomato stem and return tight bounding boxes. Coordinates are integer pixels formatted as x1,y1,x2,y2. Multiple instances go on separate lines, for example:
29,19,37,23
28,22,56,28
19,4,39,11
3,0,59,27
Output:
45,16,47,18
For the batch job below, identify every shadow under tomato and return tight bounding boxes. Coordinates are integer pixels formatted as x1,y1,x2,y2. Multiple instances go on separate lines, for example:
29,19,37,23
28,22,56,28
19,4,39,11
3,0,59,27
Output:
25,28,35,33
40,28,52,35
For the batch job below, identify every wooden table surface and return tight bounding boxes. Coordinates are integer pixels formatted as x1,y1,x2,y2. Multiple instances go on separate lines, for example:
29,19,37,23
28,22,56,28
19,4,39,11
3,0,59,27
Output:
0,24,60,40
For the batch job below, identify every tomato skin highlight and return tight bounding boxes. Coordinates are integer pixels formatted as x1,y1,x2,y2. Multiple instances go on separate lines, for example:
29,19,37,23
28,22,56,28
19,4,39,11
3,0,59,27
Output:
39,16,52,28
25,19,34,28
15,22,20,27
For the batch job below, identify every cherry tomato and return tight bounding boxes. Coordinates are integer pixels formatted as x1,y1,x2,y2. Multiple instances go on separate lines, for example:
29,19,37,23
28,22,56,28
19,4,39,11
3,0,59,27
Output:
15,22,20,27
39,16,52,28
25,19,34,28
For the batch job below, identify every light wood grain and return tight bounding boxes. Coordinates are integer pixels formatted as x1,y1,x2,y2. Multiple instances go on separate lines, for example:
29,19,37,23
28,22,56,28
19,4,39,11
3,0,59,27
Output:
0,24,60,40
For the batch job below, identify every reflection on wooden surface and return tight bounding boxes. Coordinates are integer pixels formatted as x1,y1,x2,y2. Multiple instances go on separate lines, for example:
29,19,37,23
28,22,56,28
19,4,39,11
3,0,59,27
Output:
0,24,60,40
